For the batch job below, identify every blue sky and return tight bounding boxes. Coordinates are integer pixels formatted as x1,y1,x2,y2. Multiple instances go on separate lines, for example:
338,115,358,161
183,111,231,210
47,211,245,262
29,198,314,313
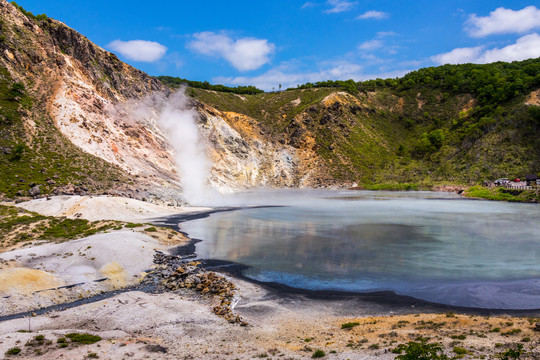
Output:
16,0,540,90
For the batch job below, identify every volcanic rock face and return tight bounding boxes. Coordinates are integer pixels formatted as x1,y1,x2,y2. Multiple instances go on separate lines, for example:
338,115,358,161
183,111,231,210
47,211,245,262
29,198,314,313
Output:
196,103,312,191
0,0,317,201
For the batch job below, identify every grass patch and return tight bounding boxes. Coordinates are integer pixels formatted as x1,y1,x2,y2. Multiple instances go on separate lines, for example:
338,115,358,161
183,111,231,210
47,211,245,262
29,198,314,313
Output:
501,328,522,336
453,346,467,355
364,183,420,191
341,322,360,329
124,222,142,228
0,204,121,248
65,333,101,345
465,186,539,203
5,347,21,355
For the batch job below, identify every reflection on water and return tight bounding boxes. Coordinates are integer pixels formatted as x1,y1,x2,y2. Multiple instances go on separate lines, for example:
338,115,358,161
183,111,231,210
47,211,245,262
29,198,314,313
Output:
181,190,540,309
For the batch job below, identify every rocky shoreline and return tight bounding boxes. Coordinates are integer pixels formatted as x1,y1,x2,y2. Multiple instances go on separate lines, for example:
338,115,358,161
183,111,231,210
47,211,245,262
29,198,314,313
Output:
143,251,248,325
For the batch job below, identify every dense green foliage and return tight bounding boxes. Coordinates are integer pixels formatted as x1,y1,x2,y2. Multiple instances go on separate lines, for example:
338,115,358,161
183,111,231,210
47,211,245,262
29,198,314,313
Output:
292,79,358,93
158,76,263,94
397,59,540,106
10,1,47,21
294,58,540,109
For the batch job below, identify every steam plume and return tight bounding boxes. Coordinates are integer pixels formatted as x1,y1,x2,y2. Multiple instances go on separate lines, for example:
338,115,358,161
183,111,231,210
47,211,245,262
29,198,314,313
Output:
157,90,211,204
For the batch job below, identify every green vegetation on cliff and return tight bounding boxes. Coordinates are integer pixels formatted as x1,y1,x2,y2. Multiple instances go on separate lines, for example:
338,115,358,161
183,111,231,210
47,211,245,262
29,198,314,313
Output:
9,1,47,22
0,204,122,249
296,58,540,109
158,76,263,95
0,66,128,199
465,186,539,203
183,58,540,187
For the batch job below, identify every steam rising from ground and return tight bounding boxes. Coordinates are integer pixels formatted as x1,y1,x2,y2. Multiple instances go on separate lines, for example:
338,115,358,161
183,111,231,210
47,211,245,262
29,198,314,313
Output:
112,89,214,205
157,90,212,205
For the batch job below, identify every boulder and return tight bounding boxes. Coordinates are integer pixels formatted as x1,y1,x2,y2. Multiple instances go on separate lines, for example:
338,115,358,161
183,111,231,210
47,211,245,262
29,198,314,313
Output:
28,185,41,197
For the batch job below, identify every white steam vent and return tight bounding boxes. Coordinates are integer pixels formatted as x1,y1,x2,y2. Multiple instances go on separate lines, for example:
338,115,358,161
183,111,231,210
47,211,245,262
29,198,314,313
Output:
157,89,212,205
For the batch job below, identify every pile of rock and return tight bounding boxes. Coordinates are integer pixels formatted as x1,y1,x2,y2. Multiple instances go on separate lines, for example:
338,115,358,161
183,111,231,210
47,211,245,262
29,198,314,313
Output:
143,251,247,326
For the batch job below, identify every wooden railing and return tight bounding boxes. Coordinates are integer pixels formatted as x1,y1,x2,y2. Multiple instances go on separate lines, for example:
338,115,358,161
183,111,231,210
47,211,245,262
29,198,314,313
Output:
504,184,533,190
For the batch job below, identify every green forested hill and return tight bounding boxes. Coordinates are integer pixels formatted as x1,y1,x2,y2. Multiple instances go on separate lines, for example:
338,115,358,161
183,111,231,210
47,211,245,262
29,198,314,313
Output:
167,58,540,187
2,0,539,199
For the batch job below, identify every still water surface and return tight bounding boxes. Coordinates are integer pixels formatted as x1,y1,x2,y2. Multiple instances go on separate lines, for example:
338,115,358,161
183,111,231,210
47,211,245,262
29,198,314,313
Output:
181,190,540,309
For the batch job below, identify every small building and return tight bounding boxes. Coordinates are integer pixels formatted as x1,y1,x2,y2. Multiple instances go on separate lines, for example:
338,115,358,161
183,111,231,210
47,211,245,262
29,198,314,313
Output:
525,174,538,186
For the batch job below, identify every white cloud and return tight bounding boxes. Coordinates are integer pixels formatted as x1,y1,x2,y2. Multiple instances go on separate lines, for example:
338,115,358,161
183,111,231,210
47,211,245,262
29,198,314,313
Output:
301,2,316,9
358,39,383,51
466,6,540,38
324,0,357,14
107,40,167,62
187,32,275,71
431,33,540,64
377,31,396,37
479,33,540,63
357,32,398,54
356,10,389,20
214,61,409,91
431,46,484,65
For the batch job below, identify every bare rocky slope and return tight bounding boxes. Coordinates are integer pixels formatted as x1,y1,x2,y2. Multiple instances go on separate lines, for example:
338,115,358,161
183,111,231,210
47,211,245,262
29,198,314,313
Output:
0,0,330,203
1,0,539,203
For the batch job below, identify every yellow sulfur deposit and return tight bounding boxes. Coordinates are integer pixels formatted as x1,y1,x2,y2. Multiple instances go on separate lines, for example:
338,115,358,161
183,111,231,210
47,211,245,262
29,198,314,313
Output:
0,267,63,295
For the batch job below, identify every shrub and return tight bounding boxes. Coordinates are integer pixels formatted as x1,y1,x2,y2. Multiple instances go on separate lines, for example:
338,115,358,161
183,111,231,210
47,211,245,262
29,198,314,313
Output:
415,129,445,154
9,144,25,161
500,344,524,360
394,339,449,360
427,129,445,149
312,350,325,358
5,347,21,355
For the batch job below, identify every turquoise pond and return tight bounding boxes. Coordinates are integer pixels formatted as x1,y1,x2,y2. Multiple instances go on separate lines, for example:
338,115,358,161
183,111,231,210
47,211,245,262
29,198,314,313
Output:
181,190,540,309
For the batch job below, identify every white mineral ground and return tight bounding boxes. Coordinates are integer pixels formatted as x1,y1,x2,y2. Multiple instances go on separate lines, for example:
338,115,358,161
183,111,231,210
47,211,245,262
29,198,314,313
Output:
13,195,211,222
0,196,538,359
